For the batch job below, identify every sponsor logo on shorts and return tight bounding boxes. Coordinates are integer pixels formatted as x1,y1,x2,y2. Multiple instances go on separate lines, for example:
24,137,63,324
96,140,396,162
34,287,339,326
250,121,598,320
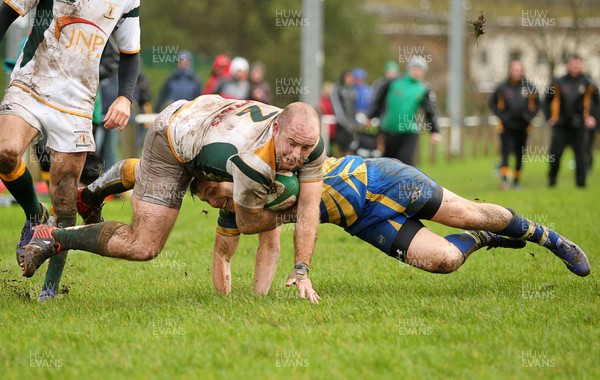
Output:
74,130,92,148
0,103,12,112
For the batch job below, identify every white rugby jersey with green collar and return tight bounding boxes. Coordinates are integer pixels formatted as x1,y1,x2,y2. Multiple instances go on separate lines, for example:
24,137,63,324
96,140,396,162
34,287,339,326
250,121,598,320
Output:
5,0,140,119
166,95,325,212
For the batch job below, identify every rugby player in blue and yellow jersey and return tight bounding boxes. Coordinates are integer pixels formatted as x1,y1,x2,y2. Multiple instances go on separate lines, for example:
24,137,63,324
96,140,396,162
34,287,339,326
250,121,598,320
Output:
205,155,590,295
32,153,589,299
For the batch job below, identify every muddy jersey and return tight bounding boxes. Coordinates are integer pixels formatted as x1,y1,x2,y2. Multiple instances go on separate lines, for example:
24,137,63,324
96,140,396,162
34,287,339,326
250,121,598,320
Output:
167,95,325,211
217,155,442,255
5,0,141,119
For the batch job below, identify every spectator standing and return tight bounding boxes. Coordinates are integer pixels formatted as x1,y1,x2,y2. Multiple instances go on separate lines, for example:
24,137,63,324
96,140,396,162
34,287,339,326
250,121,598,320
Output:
371,60,401,104
353,68,372,116
249,61,272,104
216,56,251,100
546,54,599,188
489,60,540,189
319,81,336,154
155,50,202,111
369,56,440,166
203,54,231,95
330,69,358,155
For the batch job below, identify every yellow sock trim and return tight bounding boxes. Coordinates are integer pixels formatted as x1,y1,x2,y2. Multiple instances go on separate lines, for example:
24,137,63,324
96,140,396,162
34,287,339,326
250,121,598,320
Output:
121,158,140,189
0,160,26,182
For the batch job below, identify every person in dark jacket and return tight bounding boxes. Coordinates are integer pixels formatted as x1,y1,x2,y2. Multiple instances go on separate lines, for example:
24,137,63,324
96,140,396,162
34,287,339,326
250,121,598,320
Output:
546,54,599,188
155,50,202,111
489,60,540,189
330,69,359,155
587,99,600,172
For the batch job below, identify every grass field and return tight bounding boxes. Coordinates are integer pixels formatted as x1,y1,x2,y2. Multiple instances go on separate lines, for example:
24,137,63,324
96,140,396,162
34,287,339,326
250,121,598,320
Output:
0,152,598,379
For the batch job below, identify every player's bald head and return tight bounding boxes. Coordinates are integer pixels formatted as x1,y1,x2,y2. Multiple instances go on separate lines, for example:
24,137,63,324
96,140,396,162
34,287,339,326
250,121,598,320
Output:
278,102,320,139
274,102,321,170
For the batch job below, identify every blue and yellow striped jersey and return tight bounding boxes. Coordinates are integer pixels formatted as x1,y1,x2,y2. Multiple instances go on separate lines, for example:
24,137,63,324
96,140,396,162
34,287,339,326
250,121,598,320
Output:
320,156,367,228
217,155,439,238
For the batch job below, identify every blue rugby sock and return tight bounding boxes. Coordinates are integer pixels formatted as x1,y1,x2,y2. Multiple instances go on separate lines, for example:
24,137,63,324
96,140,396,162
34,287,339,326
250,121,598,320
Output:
445,231,493,260
497,208,560,248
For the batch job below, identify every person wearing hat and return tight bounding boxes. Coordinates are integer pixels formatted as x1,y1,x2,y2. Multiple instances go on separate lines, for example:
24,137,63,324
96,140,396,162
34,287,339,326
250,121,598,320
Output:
368,56,440,166
370,61,401,109
203,54,231,95
216,56,251,100
155,50,202,111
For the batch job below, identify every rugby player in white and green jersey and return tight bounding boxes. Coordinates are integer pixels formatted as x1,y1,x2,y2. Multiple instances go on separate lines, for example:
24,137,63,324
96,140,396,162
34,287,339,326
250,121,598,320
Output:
22,96,326,303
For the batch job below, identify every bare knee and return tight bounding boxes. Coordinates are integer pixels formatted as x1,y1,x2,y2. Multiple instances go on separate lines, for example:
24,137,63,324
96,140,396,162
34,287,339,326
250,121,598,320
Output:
429,250,463,273
407,248,463,274
128,242,164,261
0,147,20,175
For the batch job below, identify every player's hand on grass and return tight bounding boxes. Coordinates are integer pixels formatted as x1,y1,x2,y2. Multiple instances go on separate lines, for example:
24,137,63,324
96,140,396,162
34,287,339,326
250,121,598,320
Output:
104,96,132,131
285,263,320,304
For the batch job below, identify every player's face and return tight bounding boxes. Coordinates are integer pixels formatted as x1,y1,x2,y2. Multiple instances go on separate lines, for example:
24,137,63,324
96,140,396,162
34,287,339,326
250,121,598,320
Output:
273,119,318,171
197,181,234,211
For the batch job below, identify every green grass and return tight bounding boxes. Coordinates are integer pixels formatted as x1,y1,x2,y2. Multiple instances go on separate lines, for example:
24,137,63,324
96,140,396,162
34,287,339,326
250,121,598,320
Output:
1,153,599,379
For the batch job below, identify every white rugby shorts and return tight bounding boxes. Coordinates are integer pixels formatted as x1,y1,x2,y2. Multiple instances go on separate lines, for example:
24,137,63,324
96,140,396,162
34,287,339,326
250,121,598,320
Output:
0,85,95,153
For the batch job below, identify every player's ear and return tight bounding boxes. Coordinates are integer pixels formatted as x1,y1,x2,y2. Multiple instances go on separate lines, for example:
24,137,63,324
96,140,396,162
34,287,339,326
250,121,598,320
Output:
272,120,280,136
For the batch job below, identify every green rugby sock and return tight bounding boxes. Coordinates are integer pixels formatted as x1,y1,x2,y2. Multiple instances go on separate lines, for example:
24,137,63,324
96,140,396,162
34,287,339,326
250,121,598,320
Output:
53,221,126,257
1,162,42,222
41,217,76,294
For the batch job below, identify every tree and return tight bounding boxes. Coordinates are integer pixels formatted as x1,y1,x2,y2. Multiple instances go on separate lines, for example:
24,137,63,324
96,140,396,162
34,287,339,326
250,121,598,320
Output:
141,0,392,106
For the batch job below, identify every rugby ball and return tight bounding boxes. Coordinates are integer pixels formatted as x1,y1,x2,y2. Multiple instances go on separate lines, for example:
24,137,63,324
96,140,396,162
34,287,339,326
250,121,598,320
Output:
265,172,300,211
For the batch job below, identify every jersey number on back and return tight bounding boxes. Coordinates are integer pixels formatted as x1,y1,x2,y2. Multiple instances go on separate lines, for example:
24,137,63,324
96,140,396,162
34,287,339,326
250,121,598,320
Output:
236,105,278,122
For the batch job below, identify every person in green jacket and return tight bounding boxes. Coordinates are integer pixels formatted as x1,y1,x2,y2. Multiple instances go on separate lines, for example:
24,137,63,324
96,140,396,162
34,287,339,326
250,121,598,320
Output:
369,56,441,166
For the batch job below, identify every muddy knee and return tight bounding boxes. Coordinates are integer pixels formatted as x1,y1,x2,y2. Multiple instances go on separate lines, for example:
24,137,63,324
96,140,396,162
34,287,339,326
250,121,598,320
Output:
408,249,462,274
137,248,162,261
430,252,463,273
0,148,20,175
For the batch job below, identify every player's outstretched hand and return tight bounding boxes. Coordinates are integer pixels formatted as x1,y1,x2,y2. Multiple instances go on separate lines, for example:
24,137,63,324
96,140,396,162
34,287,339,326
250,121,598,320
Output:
104,96,132,131
286,264,320,304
